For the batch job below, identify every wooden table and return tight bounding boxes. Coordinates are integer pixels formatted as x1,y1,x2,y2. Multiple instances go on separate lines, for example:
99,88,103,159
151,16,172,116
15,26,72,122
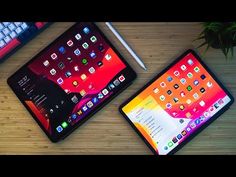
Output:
0,22,235,155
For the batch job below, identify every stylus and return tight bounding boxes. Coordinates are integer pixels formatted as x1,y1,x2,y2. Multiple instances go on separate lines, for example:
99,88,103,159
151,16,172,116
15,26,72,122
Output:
105,22,147,71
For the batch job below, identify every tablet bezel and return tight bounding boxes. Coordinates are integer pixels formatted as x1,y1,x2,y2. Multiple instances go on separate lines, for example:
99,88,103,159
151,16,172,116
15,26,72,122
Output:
7,22,137,142
119,49,234,155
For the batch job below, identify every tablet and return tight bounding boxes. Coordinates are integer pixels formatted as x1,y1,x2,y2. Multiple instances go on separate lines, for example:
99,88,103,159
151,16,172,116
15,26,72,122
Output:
8,22,137,142
119,49,234,155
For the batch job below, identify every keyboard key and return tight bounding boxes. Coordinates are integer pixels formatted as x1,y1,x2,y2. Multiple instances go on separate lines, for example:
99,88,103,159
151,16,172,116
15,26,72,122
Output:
8,23,16,31
0,32,4,40
3,22,10,27
0,40,5,48
9,31,17,39
15,27,23,34
2,27,10,35
14,22,22,27
4,35,11,43
0,23,4,30
21,23,28,30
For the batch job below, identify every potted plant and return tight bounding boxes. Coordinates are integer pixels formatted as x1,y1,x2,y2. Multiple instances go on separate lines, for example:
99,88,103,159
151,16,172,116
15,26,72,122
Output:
195,22,236,59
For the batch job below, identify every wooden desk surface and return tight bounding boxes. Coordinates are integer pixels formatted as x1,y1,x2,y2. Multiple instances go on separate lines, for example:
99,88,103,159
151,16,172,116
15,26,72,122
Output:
0,22,235,155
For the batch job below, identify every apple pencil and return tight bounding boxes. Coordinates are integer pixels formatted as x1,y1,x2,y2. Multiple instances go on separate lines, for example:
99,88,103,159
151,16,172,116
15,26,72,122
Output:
105,22,147,71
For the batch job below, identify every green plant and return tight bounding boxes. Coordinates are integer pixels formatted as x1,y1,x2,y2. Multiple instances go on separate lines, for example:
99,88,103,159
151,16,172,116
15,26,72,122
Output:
195,22,236,59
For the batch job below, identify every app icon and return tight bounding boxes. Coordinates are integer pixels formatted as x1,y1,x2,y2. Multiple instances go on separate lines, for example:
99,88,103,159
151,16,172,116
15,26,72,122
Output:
168,141,173,147
167,90,172,95
194,66,200,72
72,80,79,87
77,110,82,116
105,54,112,61
190,122,196,128
180,91,186,97
160,82,166,88
172,112,178,117
199,116,205,122
89,51,96,58
57,77,63,85
83,27,90,34
67,40,74,47
186,127,191,132
71,95,78,104
173,97,179,103
174,70,180,76
187,72,193,78
56,126,63,133
172,137,178,143
75,33,82,40
200,87,205,93
81,74,87,81
89,67,95,74
174,84,179,89
179,105,185,110
214,102,220,109
179,119,184,124
80,90,86,97
43,60,49,67
167,76,173,82
92,97,99,104
58,62,65,70
119,75,125,82
186,99,192,105
82,105,88,112
164,146,168,150
74,65,79,71
97,61,103,67
177,134,182,140
82,42,89,49
67,57,73,62
50,68,56,75
102,89,109,96
181,130,187,136
74,48,81,56
160,95,165,101
186,112,191,118
193,80,199,86
87,101,93,108
207,81,213,88
218,99,224,105
98,93,104,99
193,107,198,112
166,103,172,109
59,46,66,54
98,44,104,52
51,53,57,60
61,121,68,128
199,100,205,107
193,93,199,99
209,106,214,112
187,85,192,91
81,58,88,65
108,83,115,90
195,119,200,125
180,78,186,85
113,79,120,86
71,113,77,120
153,88,159,94
204,111,210,118
65,71,72,78
181,65,187,71
90,36,97,43
200,74,206,80
187,59,194,65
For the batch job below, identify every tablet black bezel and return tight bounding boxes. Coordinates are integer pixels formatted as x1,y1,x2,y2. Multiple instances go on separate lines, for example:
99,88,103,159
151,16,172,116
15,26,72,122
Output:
7,22,137,142
119,49,234,155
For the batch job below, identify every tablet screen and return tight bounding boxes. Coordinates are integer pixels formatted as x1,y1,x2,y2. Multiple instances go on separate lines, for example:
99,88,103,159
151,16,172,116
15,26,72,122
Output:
8,22,136,142
121,50,233,155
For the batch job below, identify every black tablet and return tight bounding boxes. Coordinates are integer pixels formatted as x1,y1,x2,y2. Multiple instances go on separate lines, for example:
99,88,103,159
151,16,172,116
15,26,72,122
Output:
119,49,234,155
8,22,137,142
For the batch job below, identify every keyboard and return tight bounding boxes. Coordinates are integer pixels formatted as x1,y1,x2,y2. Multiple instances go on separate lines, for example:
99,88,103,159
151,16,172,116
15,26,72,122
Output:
0,22,29,49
